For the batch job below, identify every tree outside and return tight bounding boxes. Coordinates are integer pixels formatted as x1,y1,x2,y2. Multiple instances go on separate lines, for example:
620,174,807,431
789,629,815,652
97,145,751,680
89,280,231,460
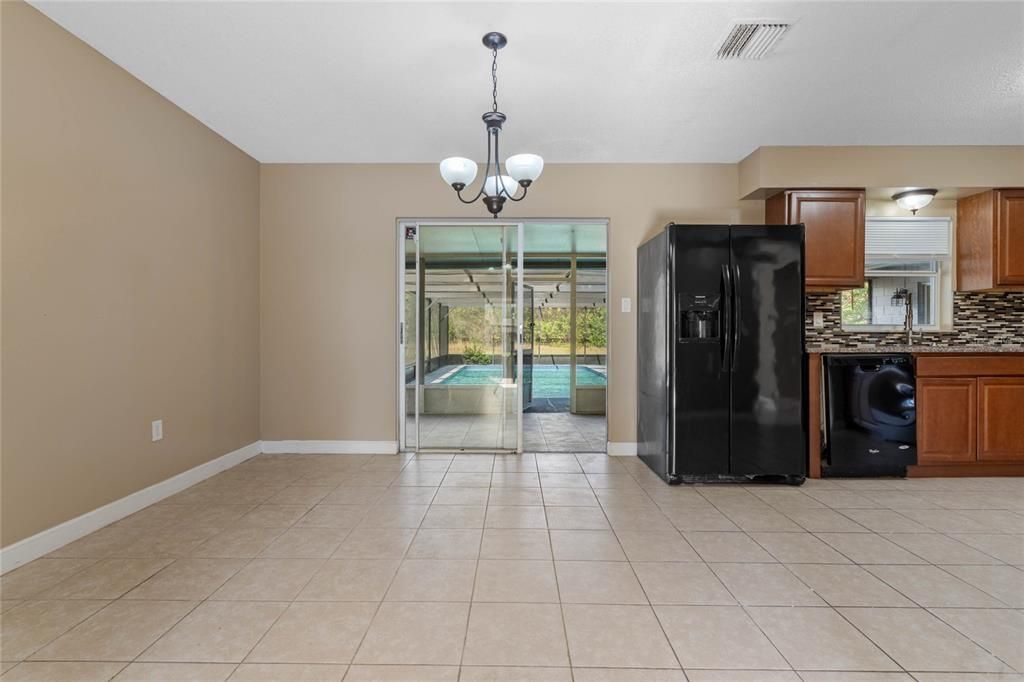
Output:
415,301,606,358
444,305,607,357
840,284,871,325
576,306,608,356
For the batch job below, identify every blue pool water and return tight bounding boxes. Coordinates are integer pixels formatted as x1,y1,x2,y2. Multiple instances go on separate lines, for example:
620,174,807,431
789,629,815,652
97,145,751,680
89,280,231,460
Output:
436,364,605,399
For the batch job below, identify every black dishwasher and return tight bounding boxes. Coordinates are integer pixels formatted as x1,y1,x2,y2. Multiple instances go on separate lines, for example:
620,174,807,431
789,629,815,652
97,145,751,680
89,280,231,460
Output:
823,354,916,477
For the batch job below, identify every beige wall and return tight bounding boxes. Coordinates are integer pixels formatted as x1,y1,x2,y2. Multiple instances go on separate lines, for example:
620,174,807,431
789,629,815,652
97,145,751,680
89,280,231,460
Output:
739,146,1024,199
1,2,261,546
260,163,761,445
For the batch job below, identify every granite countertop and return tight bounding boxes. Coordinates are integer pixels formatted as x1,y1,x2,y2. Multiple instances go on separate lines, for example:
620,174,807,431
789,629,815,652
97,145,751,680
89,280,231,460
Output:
807,344,1024,354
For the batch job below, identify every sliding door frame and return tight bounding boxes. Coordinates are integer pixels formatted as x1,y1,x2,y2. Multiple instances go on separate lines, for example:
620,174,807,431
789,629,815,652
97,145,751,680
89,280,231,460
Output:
396,217,611,455
397,219,524,454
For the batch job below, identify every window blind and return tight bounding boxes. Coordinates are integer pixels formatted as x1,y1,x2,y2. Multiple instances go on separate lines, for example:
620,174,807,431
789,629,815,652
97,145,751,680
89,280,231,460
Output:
865,217,952,257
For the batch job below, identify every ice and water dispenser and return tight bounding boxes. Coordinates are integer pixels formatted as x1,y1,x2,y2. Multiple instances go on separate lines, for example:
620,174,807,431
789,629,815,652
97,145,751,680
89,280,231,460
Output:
678,293,721,342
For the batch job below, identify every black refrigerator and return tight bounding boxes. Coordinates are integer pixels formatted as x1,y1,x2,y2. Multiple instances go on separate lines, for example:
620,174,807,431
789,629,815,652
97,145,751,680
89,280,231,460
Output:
637,224,807,484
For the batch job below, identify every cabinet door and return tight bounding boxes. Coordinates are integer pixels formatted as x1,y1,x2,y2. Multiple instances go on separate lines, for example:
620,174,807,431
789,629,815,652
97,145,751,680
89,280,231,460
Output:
787,190,865,289
978,377,1024,461
996,189,1024,286
917,378,977,464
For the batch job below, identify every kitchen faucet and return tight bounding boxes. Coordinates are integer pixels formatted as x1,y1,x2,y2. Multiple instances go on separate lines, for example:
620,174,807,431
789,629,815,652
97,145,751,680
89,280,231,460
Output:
891,288,915,346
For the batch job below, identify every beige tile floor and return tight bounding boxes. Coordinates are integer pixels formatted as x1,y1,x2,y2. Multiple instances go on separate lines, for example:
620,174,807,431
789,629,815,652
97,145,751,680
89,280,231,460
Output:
1,452,1023,681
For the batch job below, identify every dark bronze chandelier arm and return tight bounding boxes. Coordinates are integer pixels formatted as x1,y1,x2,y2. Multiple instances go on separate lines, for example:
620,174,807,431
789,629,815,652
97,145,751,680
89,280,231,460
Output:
454,127,494,204
454,187,482,204
493,132,526,202
506,184,529,202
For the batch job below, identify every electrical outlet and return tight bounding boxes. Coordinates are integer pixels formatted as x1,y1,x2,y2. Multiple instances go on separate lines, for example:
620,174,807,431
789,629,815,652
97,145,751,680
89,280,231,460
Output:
621,297,632,313
151,419,163,442
812,312,825,328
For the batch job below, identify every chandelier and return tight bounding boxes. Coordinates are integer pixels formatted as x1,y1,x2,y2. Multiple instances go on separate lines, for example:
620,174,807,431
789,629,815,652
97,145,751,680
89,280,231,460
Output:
439,32,543,217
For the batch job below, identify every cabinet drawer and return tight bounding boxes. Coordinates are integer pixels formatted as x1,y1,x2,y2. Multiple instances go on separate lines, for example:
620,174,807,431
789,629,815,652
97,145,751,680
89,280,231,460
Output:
916,355,1024,378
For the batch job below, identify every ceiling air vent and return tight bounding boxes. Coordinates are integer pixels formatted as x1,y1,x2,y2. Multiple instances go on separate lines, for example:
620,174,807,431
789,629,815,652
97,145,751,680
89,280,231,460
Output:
716,22,790,60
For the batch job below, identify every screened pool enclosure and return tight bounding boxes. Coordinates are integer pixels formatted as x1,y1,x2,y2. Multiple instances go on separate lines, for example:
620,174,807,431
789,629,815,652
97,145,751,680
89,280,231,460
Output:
399,221,607,453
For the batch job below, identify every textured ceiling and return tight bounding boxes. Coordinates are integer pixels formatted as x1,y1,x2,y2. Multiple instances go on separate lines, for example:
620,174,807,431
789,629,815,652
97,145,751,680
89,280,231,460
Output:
30,1,1024,163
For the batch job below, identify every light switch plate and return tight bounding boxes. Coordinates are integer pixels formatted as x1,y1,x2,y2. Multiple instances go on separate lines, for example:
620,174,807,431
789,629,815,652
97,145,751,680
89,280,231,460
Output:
151,419,163,442
812,312,825,328
621,297,632,313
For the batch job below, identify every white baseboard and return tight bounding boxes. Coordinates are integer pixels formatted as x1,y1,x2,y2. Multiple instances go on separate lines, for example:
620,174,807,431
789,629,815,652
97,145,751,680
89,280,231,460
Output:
606,441,638,457
0,441,262,574
260,440,399,455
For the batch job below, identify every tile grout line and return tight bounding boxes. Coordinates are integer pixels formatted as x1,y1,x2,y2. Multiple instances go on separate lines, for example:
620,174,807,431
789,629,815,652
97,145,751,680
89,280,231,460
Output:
922,606,1024,674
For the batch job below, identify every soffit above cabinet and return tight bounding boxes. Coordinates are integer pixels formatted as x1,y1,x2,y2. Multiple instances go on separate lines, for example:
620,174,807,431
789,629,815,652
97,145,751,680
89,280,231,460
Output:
740,147,1024,200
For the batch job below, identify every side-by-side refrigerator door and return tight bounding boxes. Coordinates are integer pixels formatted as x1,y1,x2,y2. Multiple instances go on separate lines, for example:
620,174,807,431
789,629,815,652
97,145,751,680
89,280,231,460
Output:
672,226,731,477
637,231,671,481
729,226,806,477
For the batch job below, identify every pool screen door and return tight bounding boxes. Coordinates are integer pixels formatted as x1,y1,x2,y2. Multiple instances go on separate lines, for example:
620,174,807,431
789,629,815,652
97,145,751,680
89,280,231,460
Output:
400,221,525,453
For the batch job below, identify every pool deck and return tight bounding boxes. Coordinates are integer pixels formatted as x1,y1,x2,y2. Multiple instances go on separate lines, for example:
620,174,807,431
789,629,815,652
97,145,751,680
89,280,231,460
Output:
405,412,607,452
523,412,607,452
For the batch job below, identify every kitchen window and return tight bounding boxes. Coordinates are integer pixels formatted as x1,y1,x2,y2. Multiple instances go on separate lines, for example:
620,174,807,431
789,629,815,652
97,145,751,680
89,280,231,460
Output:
841,217,952,331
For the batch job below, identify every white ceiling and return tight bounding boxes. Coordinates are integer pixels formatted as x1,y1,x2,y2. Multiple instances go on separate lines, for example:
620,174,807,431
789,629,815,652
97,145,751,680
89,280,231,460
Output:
30,1,1024,163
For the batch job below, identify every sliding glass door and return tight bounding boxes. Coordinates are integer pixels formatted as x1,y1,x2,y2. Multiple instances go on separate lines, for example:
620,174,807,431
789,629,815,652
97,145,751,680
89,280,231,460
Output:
400,221,524,453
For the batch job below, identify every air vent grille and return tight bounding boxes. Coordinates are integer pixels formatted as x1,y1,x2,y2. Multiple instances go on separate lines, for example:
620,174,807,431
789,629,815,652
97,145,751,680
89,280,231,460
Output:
716,22,790,60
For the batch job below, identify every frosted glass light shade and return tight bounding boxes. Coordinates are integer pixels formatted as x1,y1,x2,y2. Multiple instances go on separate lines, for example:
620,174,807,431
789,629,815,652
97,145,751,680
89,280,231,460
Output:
439,157,478,187
483,175,518,197
892,189,937,213
505,154,544,183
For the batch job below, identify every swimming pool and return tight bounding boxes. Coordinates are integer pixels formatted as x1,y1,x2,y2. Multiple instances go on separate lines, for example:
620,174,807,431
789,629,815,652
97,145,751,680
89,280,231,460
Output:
433,364,605,399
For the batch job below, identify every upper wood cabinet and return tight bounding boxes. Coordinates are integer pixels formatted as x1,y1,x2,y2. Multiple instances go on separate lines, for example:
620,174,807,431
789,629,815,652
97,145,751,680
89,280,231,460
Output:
956,188,1024,291
766,189,865,290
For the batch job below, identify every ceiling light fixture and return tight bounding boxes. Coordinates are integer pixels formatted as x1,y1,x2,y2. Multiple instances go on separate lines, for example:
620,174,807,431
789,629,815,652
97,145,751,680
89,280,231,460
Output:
439,32,543,218
892,188,938,215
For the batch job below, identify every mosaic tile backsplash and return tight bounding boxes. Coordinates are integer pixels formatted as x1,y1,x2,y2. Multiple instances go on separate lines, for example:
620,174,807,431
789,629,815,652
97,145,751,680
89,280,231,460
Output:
805,291,1024,349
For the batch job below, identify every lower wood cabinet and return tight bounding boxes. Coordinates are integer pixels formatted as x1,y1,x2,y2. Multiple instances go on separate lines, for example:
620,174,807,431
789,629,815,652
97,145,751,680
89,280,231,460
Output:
913,356,1024,474
978,377,1024,461
917,378,977,464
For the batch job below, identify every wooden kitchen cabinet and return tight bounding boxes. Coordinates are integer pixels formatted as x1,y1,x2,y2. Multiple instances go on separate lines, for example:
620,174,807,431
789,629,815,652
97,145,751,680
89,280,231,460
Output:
977,377,1024,461
910,355,1024,476
956,188,1024,291
917,377,977,464
766,189,865,290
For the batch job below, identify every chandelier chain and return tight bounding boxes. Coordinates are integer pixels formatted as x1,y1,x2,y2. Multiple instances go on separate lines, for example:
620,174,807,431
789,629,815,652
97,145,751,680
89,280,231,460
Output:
491,48,498,112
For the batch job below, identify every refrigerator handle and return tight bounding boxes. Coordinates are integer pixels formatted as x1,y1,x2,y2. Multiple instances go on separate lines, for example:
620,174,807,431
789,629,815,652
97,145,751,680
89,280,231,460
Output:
732,264,741,368
720,264,732,371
